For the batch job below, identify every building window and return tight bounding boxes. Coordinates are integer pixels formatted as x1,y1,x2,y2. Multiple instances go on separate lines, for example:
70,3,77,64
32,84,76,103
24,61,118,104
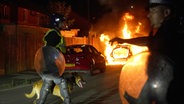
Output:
0,4,10,19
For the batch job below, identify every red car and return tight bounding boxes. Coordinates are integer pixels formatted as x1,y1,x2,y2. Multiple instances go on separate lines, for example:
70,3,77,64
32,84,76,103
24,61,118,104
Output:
64,44,106,75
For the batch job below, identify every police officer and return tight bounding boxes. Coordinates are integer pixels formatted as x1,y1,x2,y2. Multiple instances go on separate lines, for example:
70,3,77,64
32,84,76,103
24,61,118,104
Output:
35,13,71,104
110,0,184,103
43,13,67,54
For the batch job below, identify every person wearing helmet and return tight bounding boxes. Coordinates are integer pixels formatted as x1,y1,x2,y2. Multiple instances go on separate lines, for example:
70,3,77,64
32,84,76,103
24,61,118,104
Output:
110,0,184,103
35,13,71,104
43,13,67,53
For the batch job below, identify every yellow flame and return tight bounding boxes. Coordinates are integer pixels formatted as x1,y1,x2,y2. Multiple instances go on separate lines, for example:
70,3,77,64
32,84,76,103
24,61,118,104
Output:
100,12,148,65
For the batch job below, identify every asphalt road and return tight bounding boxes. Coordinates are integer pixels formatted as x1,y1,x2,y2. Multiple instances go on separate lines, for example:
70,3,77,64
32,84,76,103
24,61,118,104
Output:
0,65,123,104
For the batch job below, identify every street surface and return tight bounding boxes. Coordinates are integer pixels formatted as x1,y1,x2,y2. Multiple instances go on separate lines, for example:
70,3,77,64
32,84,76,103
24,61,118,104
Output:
0,65,123,104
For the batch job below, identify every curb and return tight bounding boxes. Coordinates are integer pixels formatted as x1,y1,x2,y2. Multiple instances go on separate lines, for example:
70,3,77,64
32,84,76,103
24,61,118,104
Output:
0,71,40,91
0,78,40,91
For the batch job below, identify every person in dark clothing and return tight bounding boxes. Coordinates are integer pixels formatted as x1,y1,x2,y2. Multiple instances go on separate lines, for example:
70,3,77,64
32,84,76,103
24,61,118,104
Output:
35,13,70,104
43,13,67,54
110,0,184,103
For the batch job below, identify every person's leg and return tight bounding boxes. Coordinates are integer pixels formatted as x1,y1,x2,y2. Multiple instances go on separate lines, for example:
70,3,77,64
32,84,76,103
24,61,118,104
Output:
36,79,53,104
54,77,71,104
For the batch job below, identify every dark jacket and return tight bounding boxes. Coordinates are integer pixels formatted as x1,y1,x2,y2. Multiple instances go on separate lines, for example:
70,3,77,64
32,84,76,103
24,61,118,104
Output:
43,29,66,53
148,15,184,65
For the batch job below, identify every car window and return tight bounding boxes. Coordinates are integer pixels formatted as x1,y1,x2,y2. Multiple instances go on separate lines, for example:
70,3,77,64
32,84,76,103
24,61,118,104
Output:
90,46,99,54
73,47,83,53
66,47,83,54
88,47,93,53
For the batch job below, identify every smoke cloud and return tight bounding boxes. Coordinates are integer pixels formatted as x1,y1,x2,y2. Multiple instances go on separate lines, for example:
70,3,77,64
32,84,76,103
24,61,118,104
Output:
91,0,150,38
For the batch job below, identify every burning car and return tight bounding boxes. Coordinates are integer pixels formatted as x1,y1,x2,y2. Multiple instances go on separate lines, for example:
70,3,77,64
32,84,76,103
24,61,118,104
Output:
99,12,149,65
110,44,132,63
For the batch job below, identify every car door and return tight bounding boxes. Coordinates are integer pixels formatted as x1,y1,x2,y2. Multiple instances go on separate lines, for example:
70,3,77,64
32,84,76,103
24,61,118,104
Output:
88,46,105,69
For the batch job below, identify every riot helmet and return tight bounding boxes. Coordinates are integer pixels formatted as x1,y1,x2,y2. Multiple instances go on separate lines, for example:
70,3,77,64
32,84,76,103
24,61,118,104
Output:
149,0,172,4
148,0,173,8
49,13,67,29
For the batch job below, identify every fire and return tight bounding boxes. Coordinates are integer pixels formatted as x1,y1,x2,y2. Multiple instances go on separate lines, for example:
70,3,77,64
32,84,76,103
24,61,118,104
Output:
100,12,148,65
122,13,133,39
100,34,117,64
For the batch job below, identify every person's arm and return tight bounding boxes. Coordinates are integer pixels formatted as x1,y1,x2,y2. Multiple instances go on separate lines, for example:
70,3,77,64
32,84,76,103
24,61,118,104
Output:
57,36,66,53
109,36,150,46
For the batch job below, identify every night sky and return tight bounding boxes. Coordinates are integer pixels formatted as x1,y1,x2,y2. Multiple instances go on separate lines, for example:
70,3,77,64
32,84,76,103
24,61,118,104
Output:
65,0,148,35
70,0,148,23
76,0,150,36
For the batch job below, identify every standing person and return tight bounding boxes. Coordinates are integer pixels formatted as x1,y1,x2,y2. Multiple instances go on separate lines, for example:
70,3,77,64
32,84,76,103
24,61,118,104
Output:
110,0,184,103
35,13,71,104
43,13,67,54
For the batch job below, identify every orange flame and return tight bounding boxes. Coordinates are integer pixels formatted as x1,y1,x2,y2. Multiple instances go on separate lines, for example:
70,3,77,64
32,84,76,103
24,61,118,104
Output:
100,12,148,65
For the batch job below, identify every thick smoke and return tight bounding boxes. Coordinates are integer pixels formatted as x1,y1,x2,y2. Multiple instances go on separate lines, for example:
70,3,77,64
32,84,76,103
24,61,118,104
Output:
91,0,150,38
